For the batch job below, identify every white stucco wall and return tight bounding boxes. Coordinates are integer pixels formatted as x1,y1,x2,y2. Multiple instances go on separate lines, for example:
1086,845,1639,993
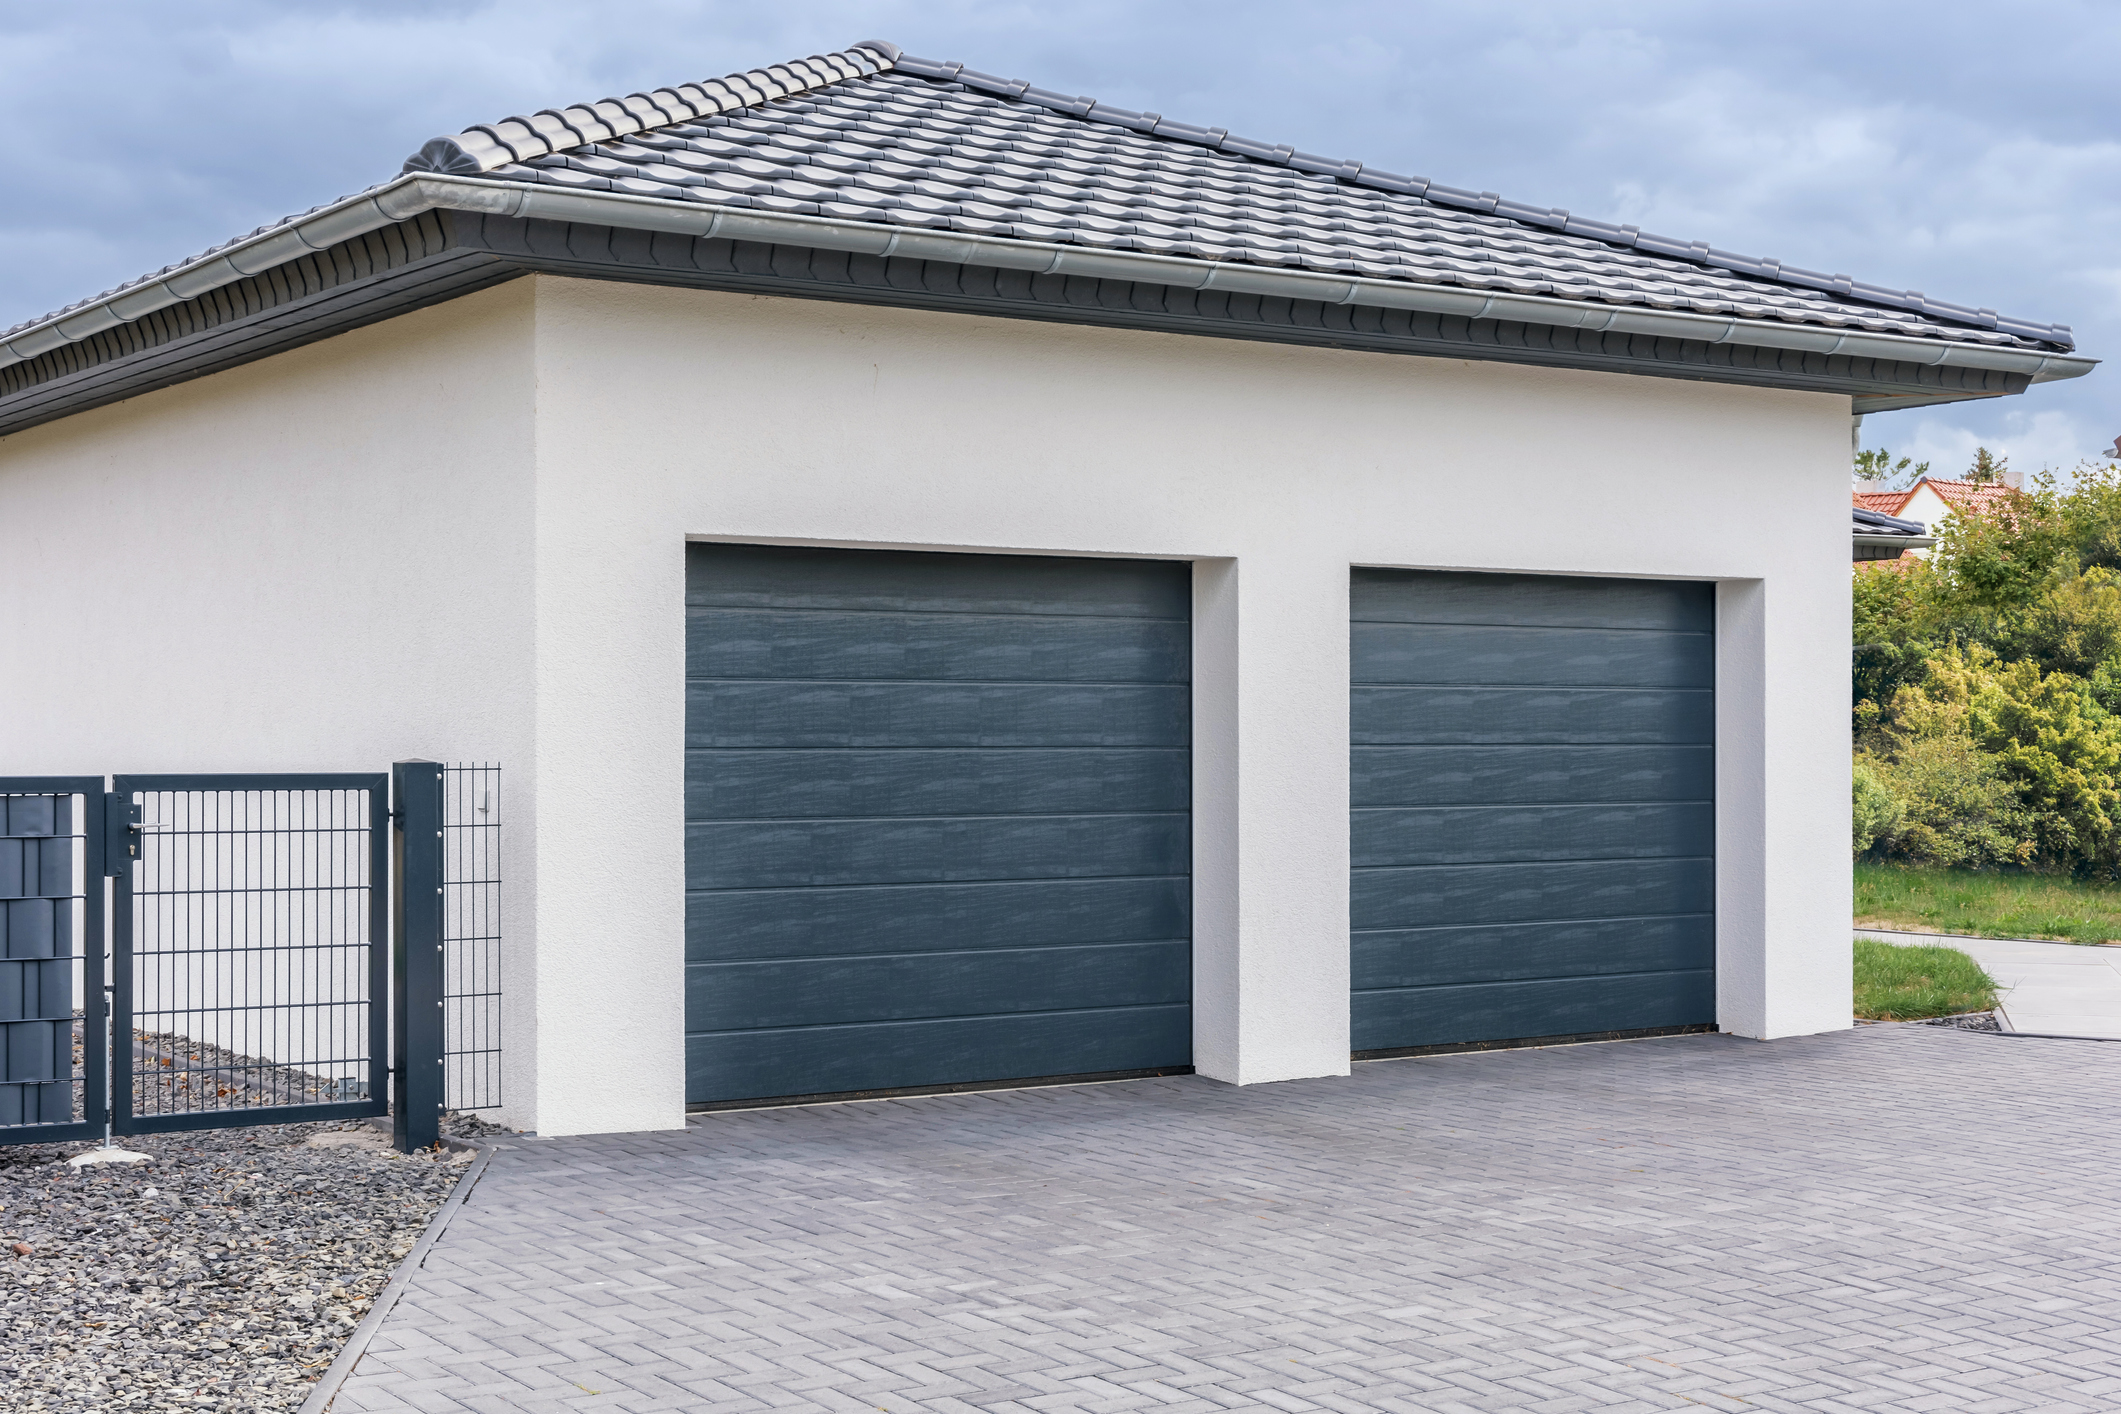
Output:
0,269,1857,1137
527,272,1855,1122
0,281,544,1130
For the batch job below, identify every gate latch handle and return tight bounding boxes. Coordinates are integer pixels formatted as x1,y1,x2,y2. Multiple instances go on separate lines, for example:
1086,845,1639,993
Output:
105,800,145,864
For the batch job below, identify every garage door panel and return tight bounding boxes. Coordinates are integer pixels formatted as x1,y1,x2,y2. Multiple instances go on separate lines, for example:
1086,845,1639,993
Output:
1353,623,1714,688
1352,746,1715,806
689,877,1191,962
1351,570,1713,1050
689,544,1192,621
687,1003,1193,1105
688,681,1191,749
688,544,1190,1105
1351,569,1715,632
1352,915,1715,990
1352,970,1716,1051
1352,687,1713,745
1353,803,1713,866
688,610,1191,683
687,747,1190,820
688,940,1191,1031
687,812,1189,889
1354,859,1714,930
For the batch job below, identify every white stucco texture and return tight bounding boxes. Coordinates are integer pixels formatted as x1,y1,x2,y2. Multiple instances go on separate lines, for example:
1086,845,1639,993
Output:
529,273,1853,1103
0,282,546,1131
0,268,1856,1136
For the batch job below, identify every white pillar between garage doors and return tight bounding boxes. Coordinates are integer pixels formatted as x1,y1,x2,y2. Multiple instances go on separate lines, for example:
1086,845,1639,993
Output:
1191,553,1355,1087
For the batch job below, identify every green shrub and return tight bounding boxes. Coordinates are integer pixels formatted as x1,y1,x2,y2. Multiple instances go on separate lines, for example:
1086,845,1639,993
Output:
1853,757,1902,854
1853,558,1938,723
1966,656,2121,867
1998,567,2121,677
1861,738,2032,868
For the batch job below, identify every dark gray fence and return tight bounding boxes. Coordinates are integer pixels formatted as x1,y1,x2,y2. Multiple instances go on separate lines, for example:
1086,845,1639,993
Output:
0,778,106,1143
0,764,500,1155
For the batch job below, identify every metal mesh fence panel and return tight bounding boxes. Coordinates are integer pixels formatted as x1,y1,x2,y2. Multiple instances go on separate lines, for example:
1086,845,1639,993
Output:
442,764,501,1111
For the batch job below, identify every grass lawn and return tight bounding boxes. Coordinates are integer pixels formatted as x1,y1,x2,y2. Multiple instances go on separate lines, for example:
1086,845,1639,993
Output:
1853,938,1999,1020
1855,861,2121,944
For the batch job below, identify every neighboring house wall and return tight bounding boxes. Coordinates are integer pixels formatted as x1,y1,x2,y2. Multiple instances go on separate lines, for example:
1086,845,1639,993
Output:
0,271,1856,1136
1895,484,1957,553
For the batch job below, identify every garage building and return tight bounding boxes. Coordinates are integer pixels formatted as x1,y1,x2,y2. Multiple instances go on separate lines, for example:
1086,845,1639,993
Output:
0,41,2092,1132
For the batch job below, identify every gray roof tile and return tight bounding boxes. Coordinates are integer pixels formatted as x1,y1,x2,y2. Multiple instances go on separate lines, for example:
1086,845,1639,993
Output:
4,40,2076,353
1854,506,1930,535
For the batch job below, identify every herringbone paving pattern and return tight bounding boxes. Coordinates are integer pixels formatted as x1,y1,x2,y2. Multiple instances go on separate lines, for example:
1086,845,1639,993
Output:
330,1027,2121,1412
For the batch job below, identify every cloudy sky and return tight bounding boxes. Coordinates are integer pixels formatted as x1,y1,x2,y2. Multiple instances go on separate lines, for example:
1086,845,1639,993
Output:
4,0,2114,477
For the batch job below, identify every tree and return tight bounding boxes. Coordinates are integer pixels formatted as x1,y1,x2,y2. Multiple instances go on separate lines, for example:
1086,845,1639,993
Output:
1855,447,1930,487
1924,476,2058,619
1853,559,1936,734
1967,446,2011,484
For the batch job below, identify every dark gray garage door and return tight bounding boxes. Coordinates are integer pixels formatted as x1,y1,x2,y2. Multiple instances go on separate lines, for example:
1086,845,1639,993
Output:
1351,569,1714,1053
685,544,1192,1105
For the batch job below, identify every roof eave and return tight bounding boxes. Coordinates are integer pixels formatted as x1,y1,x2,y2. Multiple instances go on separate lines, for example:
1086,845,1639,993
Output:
0,174,2097,397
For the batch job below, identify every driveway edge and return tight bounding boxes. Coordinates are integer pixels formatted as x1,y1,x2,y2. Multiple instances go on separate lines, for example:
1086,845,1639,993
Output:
297,1146,497,1414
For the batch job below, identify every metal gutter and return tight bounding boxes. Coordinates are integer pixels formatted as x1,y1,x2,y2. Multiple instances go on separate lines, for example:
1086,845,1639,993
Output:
2,173,2098,390
1853,534,1936,550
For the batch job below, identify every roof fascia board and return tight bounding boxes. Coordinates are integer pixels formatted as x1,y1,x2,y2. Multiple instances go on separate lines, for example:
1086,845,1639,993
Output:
430,180,2103,386
1,173,2096,392
1853,534,1936,548
0,205,2044,436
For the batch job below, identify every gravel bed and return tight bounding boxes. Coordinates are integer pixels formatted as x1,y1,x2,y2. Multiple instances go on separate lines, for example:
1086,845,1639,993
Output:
1923,1010,2005,1031
0,1118,482,1412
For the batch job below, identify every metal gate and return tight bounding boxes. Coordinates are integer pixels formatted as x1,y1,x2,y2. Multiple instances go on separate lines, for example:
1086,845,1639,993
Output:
111,774,390,1134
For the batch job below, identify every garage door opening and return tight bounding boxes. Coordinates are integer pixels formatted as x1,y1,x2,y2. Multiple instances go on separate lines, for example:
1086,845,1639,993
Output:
685,544,1193,1106
1350,568,1715,1056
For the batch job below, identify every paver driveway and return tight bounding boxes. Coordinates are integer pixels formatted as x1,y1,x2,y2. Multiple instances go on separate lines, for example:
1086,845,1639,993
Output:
330,1027,2121,1413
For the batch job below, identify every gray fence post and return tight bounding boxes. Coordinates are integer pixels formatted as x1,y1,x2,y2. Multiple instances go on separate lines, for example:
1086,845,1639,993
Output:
392,761,444,1153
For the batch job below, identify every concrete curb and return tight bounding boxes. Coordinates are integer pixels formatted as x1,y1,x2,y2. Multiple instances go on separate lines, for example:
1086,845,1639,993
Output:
1855,926,2114,949
296,1146,496,1414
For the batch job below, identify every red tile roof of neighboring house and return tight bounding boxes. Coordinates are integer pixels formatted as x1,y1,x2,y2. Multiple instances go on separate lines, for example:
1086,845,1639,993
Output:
1850,477,2019,523
1917,477,2020,516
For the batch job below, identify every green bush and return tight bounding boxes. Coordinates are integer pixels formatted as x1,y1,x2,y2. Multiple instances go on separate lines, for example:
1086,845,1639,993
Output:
1860,738,2031,868
1999,567,2121,677
1852,757,1902,854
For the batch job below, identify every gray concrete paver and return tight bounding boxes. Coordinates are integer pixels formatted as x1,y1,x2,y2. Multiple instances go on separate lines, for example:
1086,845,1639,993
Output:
330,1028,2121,1411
